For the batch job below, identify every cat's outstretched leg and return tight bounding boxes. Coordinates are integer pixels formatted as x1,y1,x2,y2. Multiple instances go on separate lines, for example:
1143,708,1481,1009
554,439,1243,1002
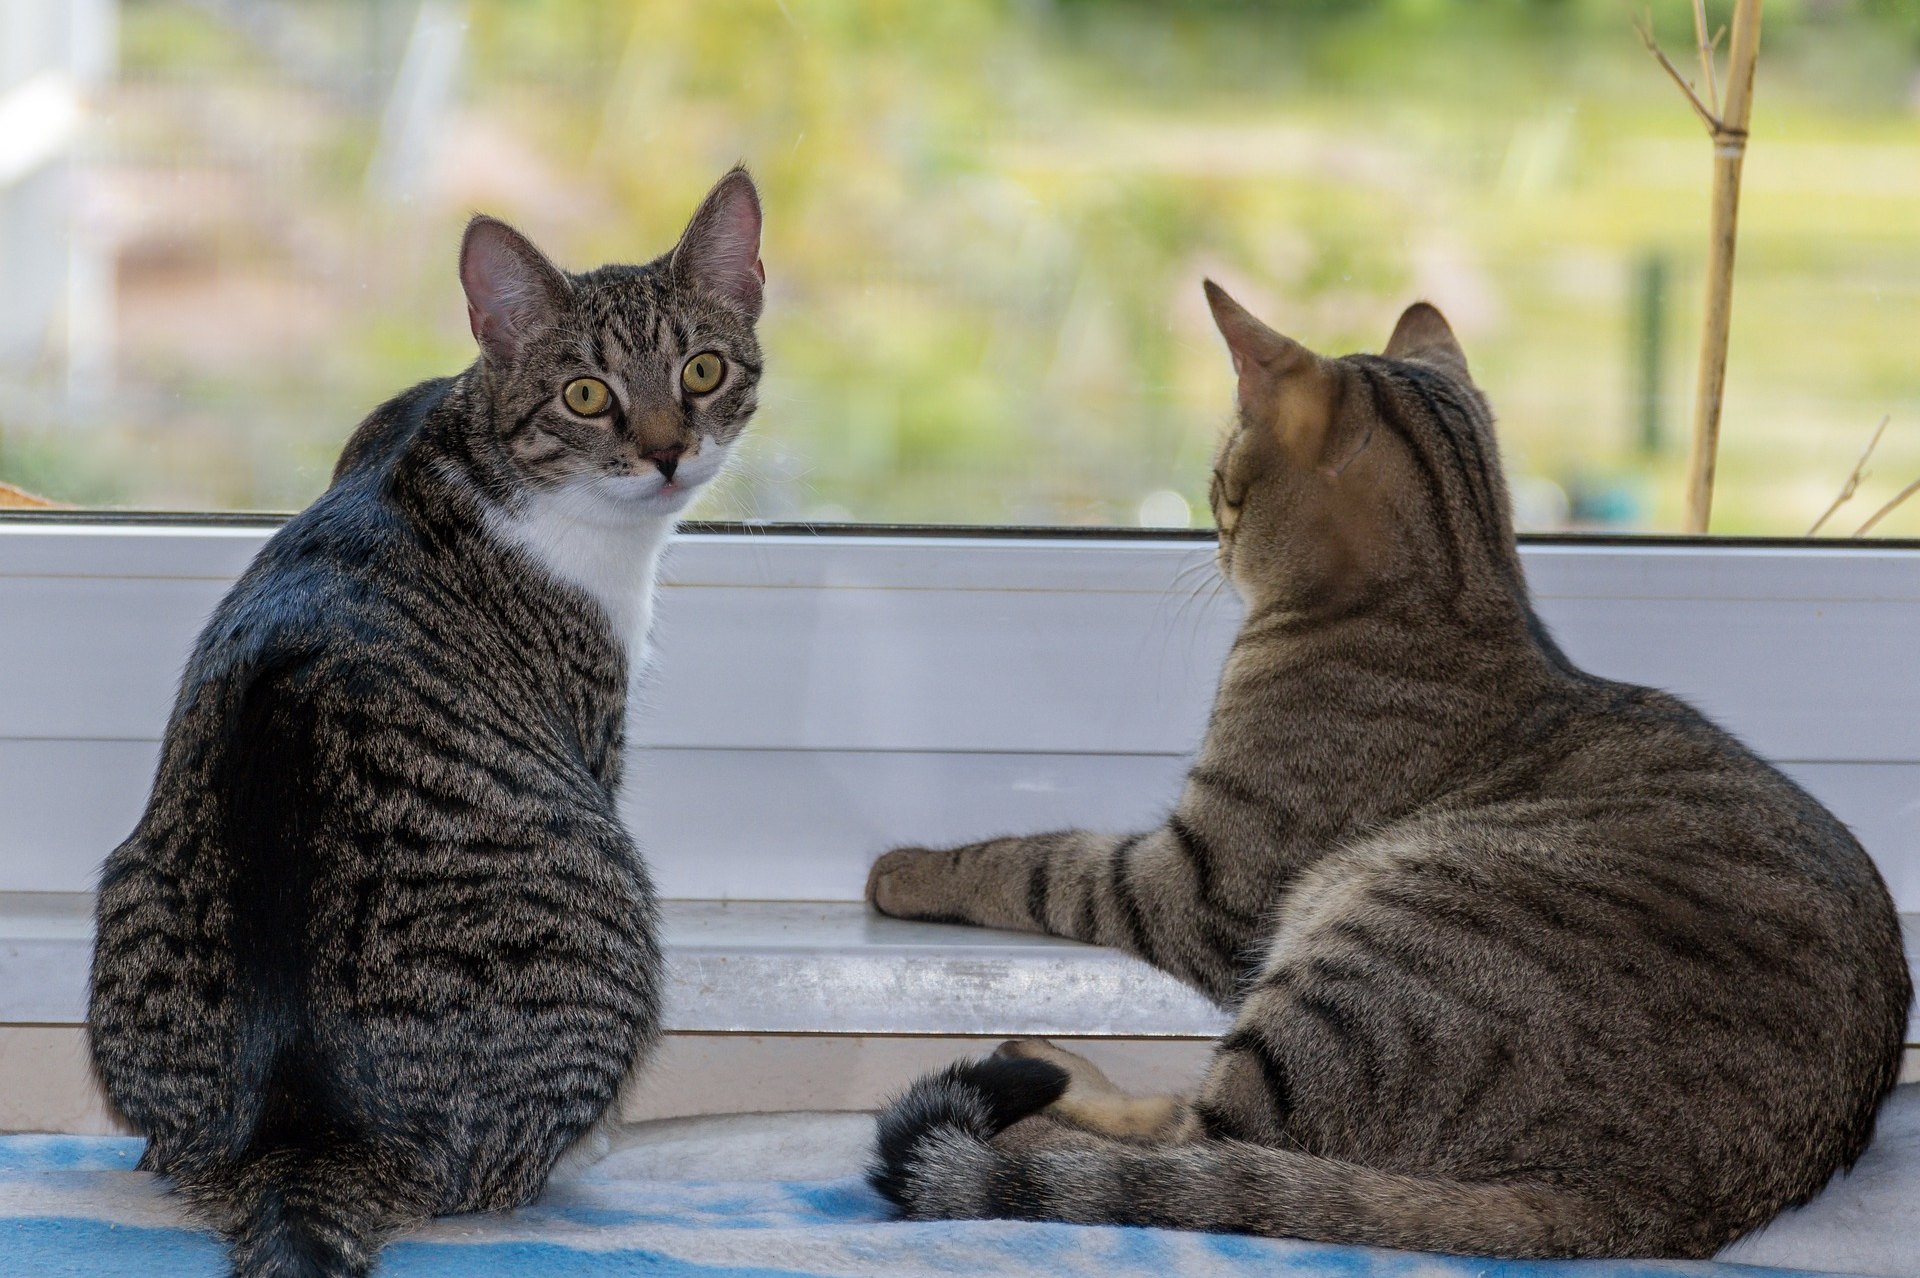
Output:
866,831,1111,932
866,826,1258,1002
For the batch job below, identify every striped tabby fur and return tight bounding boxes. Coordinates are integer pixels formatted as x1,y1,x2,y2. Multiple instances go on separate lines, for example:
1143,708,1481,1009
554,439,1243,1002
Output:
867,283,1910,1259
88,169,766,1278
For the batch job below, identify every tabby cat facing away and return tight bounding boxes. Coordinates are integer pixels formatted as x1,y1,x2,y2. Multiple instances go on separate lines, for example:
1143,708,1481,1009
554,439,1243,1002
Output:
867,284,1911,1259
88,169,765,1278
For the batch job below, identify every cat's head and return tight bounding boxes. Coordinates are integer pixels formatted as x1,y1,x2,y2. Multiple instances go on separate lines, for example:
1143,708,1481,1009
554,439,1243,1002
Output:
456,168,764,518
1202,282,1520,617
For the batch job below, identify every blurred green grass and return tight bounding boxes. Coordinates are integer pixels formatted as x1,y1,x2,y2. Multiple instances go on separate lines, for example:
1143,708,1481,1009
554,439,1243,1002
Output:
4,0,1916,535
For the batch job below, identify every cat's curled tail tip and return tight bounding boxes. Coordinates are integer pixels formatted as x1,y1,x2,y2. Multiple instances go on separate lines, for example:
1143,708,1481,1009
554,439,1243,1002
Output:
868,1055,1068,1212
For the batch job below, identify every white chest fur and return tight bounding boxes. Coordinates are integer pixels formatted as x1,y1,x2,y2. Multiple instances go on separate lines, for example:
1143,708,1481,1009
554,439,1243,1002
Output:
487,488,675,658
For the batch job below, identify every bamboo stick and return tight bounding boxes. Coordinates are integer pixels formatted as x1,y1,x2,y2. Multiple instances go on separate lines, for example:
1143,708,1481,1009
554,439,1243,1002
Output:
1682,0,1763,533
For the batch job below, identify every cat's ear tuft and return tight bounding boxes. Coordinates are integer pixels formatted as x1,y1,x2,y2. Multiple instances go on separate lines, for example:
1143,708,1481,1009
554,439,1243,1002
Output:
459,216,571,365
1384,301,1468,378
671,166,765,318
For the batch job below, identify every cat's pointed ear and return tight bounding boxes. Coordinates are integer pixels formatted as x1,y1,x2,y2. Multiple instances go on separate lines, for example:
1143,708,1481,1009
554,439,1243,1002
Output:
1384,301,1468,378
1204,280,1316,383
1204,280,1341,469
460,216,571,365
671,166,765,318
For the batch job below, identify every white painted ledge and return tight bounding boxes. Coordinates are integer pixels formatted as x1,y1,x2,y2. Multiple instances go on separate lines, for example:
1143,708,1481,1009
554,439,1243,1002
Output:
0,895,1227,1038
5,894,1911,1042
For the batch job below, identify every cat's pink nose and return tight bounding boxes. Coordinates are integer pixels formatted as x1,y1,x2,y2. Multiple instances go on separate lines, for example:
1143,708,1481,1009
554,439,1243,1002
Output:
644,446,684,482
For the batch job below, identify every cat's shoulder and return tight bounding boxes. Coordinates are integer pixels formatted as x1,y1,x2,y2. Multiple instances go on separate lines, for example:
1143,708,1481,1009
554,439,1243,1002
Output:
331,376,458,485
188,471,415,691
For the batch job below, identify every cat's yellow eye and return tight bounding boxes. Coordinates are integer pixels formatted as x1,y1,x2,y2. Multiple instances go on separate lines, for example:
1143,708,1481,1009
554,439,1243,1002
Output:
563,378,613,416
682,352,724,395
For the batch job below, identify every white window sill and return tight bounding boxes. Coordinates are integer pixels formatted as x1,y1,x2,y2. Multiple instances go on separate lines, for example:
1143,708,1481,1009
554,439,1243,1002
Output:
0,893,1228,1037
3,892,1911,1042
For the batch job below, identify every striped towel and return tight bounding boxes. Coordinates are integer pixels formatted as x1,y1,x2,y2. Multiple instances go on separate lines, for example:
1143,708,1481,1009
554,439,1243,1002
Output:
2,1100,1911,1278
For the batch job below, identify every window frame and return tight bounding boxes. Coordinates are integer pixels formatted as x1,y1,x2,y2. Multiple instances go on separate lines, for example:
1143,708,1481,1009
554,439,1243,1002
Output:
1,517,1914,1043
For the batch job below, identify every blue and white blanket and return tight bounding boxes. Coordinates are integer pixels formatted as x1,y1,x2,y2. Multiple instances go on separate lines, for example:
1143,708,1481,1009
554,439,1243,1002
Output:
2,1097,1914,1278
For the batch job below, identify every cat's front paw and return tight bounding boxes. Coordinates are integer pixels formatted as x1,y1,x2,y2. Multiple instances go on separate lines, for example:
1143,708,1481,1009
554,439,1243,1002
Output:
865,846,959,921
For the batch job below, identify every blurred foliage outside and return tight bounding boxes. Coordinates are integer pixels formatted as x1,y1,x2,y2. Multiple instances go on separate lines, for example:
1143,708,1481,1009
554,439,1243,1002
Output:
1,0,1917,534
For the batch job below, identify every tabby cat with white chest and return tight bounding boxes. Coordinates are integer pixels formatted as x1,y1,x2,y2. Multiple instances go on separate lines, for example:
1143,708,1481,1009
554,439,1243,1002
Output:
867,283,1910,1258
88,169,765,1278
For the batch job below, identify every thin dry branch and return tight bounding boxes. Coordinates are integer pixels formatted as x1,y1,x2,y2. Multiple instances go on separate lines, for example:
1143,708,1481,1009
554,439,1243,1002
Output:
1635,11,1723,132
1690,0,1720,112
1855,475,1920,538
1807,415,1891,535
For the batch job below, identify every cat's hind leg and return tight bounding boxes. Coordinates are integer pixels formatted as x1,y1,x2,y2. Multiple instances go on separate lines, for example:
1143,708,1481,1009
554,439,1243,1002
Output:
991,1019,1302,1152
993,1038,1198,1144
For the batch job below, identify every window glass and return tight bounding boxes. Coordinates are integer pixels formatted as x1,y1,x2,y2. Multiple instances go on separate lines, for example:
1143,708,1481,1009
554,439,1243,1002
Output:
1,0,1916,534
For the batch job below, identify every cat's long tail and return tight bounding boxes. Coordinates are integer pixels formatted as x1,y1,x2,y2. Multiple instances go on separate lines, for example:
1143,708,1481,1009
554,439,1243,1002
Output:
177,1145,425,1278
869,1057,1629,1260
